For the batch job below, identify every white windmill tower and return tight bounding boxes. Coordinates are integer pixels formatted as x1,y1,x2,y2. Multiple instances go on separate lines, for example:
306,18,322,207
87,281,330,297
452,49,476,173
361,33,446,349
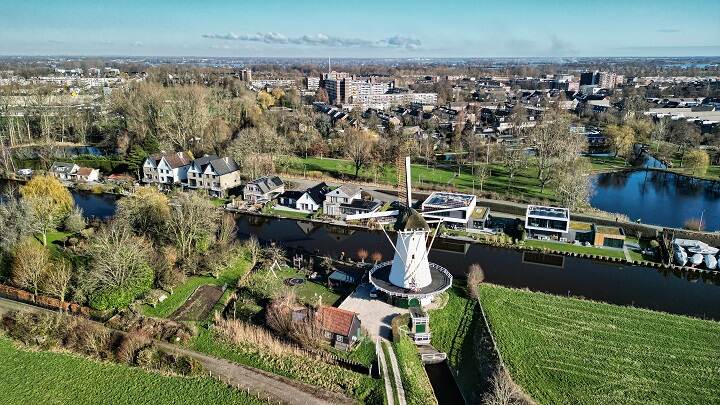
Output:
346,157,463,307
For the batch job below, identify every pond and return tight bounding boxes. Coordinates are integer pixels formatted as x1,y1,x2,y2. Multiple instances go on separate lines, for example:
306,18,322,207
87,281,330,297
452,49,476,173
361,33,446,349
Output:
591,169,720,230
0,180,118,219
236,215,720,320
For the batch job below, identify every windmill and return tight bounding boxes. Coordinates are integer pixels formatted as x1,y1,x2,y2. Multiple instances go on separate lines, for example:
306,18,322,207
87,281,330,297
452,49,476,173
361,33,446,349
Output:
346,157,465,307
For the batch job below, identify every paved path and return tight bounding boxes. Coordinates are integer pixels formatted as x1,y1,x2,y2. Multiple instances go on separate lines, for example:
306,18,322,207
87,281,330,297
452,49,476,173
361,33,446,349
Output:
339,283,407,339
376,339,395,405
0,298,353,405
384,341,407,405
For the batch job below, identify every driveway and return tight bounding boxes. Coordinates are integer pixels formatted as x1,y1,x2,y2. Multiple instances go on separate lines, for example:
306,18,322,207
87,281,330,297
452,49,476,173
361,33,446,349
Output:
339,283,407,339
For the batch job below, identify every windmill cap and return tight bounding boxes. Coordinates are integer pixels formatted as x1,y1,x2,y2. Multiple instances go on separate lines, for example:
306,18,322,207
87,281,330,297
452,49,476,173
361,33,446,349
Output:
394,207,430,231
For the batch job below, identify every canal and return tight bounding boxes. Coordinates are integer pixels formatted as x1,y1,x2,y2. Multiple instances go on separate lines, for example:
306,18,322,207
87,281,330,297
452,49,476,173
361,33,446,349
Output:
236,215,720,320
3,180,720,319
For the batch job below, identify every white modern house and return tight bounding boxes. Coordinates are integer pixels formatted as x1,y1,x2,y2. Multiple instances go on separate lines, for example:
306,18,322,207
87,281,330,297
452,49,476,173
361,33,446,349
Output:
524,205,570,240
421,191,486,228
142,151,192,186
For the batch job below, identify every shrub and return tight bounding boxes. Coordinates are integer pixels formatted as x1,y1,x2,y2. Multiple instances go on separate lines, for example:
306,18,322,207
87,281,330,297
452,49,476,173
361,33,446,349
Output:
116,332,152,365
63,207,86,233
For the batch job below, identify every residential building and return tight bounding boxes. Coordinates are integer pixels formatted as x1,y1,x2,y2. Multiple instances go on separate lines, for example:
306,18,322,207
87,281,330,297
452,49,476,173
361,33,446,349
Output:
74,167,100,182
243,175,285,204
421,191,479,229
278,182,330,213
317,306,361,351
239,69,252,82
142,151,192,186
186,155,242,197
49,162,79,181
49,162,100,183
525,205,570,240
323,185,362,217
306,76,320,91
339,199,383,218
251,79,295,88
592,225,626,248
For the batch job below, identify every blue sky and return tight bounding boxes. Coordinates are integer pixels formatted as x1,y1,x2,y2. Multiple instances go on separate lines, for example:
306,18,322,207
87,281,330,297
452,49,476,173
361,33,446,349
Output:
1,0,718,57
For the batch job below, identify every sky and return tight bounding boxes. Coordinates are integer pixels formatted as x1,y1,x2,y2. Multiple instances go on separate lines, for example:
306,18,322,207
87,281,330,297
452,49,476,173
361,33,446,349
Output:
1,0,719,58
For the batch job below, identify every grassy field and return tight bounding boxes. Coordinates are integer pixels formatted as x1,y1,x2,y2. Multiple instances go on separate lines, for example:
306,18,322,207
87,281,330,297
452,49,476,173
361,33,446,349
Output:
142,251,251,318
0,337,266,405
288,156,558,202
479,284,720,405
393,334,438,405
588,155,630,172
523,239,627,259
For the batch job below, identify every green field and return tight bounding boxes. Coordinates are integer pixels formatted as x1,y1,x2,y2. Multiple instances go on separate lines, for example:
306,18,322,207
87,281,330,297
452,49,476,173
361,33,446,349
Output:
0,337,266,405
523,239,627,259
479,284,720,405
287,157,558,202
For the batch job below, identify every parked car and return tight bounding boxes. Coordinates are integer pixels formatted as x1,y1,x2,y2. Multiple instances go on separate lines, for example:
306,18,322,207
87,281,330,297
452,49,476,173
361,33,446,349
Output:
16,168,33,177
369,286,379,298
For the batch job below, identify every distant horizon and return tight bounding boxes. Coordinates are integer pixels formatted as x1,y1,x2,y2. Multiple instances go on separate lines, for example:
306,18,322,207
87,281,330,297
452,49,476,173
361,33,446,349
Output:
1,0,718,58
2,54,719,60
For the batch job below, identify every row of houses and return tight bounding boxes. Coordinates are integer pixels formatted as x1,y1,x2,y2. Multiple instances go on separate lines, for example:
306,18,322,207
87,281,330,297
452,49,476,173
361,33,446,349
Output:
49,162,100,182
142,152,242,197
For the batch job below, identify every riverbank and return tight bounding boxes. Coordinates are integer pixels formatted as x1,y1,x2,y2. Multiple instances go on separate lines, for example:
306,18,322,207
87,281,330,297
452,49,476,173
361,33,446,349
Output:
231,208,720,280
479,284,720,405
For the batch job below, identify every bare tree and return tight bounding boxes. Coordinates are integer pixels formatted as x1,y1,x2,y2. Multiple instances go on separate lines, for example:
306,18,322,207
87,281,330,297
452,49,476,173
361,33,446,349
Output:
482,367,533,405
467,264,485,300
159,85,210,151
43,259,73,310
341,128,377,178
12,239,51,298
86,223,152,294
357,249,368,264
166,193,220,263
244,235,262,268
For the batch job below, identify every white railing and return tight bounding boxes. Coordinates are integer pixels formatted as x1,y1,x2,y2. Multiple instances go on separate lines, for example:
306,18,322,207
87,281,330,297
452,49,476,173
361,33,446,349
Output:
368,261,453,299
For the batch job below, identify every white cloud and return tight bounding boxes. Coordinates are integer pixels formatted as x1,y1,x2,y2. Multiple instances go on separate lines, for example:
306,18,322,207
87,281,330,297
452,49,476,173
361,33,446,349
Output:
202,32,421,49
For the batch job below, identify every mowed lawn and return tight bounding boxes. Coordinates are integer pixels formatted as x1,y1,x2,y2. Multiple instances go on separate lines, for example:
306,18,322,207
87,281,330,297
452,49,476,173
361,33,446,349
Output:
0,337,266,405
288,157,559,202
523,239,627,259
480,284,720,405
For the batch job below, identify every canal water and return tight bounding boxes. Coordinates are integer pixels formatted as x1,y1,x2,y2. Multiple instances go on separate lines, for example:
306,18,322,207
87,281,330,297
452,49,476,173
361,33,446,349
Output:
3,180,720,319
591,169,720,230
236,215,720,320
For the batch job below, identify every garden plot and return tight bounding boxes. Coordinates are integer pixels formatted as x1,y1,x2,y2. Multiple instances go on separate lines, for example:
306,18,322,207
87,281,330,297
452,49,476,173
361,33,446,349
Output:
170,285,224,321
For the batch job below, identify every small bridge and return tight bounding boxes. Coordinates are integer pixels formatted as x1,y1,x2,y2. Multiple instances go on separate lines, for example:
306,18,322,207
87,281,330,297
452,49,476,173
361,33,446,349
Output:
418,344,447,364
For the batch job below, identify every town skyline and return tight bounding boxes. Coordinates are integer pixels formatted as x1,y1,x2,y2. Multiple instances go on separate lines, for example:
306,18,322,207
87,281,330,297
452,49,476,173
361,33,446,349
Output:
2,0,719,58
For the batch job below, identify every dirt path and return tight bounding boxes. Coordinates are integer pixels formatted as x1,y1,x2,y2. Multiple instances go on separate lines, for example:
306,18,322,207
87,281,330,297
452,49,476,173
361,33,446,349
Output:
0,298,354,405
169,285,224,321
157,342,354,405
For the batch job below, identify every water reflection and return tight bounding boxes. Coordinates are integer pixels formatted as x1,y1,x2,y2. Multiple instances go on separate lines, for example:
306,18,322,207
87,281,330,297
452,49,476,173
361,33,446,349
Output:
236,215,720,320
592,170,720,230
